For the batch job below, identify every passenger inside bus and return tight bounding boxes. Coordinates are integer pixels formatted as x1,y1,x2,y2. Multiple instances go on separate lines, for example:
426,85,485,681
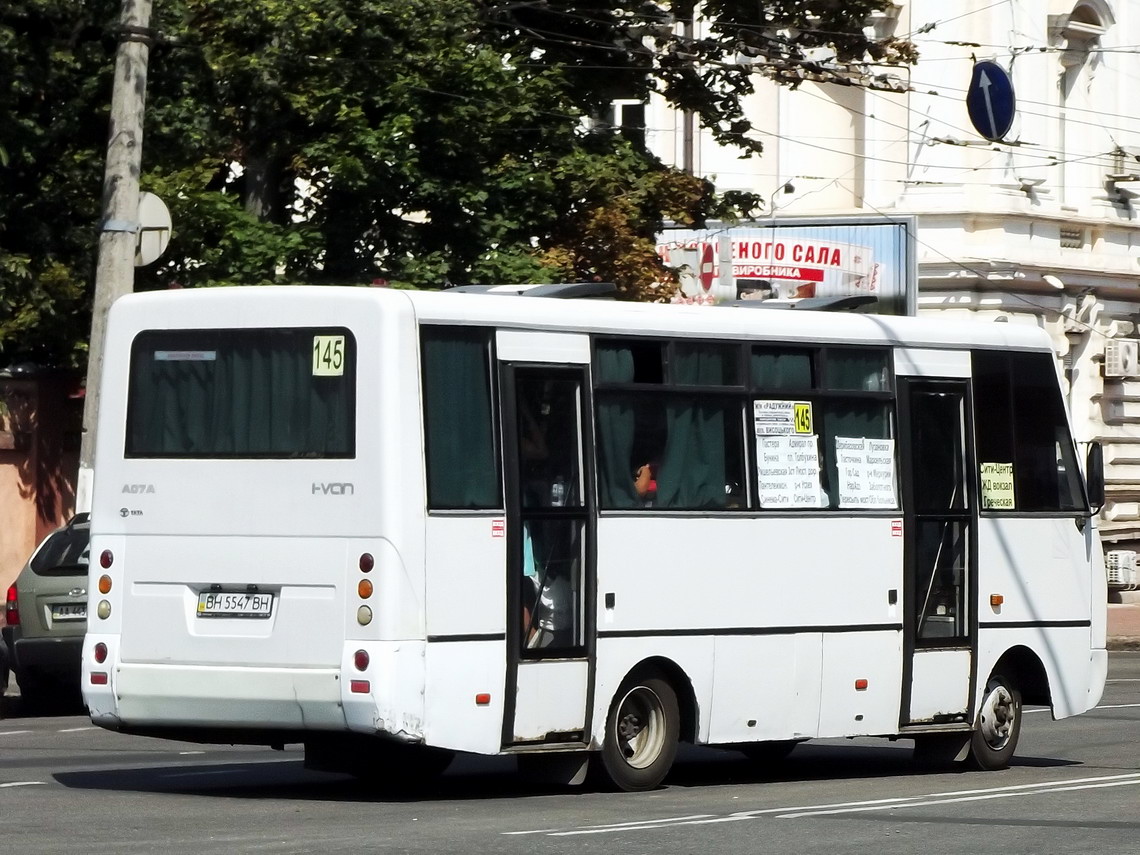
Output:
521,521,575,649
634,461,658,505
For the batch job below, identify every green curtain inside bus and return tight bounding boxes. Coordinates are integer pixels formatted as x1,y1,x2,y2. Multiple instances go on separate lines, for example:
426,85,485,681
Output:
595,346,638,508
751,349,813,390
657,346,729,508
127,329,354,458
422,328,499,509
826,350,889,391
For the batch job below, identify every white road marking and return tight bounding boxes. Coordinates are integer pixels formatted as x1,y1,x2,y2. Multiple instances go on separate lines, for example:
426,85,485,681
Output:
513,773,1140,837
1025,701,1140,716
505,815,715,836
777,776,1140,819
502,829,563,836
0,782,45,789
56,726,97,733
0,730,32,737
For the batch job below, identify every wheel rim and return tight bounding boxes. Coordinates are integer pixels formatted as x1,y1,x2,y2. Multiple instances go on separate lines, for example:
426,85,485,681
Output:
978,683,1016,750
614,685,667,769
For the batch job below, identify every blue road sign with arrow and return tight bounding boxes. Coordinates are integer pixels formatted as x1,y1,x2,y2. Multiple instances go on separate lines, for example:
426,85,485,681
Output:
966,60,1015,142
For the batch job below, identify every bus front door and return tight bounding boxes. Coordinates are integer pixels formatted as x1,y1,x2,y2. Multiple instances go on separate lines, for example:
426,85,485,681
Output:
899,379,976,726
501,358,594,747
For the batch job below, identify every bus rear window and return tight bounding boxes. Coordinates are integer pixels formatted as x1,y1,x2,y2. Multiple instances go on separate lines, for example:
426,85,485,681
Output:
126,328,356,458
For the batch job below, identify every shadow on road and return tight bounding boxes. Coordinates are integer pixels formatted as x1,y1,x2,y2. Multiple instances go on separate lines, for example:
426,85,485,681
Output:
50,741,1081,803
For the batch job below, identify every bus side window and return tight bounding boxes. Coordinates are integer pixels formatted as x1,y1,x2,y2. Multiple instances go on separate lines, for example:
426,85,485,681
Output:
596,339,745,511
972,350,1083,512
422,326,500,510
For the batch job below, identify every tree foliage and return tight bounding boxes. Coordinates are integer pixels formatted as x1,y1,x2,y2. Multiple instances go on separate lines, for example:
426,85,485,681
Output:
1,0,913,367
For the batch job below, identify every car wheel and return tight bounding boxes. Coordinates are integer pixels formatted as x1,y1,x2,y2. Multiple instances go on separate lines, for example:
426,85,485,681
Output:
15,671,51,713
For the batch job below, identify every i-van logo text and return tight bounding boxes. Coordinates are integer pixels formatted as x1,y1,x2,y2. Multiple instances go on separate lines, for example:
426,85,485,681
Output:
122,484,156,494
312,482,354,496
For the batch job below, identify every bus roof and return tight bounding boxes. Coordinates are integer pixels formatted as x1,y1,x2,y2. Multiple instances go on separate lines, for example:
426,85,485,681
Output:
112,286,1053,353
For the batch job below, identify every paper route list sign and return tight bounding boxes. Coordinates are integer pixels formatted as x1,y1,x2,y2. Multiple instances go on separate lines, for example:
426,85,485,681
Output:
835,436,897,508
756,434,826,508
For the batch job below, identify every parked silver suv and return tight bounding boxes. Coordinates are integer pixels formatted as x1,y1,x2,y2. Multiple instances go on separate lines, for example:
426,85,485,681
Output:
2,514,89,711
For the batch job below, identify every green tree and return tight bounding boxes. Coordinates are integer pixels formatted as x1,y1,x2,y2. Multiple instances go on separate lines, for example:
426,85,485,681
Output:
0,0,118,367
1,0,913,367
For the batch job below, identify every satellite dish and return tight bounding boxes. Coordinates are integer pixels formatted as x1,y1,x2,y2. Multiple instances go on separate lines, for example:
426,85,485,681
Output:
135,192,172,267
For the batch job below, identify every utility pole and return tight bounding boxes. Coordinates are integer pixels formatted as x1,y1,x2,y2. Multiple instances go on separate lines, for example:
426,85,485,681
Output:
77,0,154,513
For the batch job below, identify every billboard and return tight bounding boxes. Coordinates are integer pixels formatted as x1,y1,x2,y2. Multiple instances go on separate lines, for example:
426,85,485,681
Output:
658,217,916,315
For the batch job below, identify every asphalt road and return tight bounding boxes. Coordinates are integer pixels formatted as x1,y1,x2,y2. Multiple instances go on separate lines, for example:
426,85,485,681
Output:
2,654,1138,855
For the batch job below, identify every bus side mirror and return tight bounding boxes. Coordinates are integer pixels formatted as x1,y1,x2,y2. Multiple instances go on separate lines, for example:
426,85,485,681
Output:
1085,441,1105,512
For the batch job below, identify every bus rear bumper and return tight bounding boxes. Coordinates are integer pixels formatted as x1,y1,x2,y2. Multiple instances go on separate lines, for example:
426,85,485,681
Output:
88,661,347,731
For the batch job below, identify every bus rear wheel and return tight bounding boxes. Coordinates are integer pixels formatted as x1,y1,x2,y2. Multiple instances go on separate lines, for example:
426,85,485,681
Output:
305,737,454,787
598,672,679,792
969,674,1022,771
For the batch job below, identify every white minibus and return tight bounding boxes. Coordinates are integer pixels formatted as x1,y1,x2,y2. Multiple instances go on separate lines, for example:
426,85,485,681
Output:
82,285,1108,790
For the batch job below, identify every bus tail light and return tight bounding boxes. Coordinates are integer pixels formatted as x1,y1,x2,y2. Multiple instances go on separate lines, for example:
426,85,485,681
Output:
98,575,113,595
94,642,108,664
100,549,114,569
359,553,374,573
353,649,369,671
5,584,18,626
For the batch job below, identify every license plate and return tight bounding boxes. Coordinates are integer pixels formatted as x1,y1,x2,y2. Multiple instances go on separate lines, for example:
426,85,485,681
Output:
196,591,275,619
51,603,86,621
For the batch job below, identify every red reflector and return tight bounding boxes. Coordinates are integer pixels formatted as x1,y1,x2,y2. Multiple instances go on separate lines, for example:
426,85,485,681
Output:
5,584,18,626
94,643,108,664
475,693,491,706
855,679,869,691
100,550,114,569
353,649,369,671
90,672,109,685
350,680,370,694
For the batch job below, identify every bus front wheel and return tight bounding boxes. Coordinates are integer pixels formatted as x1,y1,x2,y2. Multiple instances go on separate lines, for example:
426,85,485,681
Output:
598,672,679,792
969,674,1022,771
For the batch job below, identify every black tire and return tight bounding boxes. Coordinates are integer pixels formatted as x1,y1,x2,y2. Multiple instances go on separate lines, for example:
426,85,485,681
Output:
14,671,51,714
968,673,1022,771
305,737,454,787
598,672,680,792
356,744,454,789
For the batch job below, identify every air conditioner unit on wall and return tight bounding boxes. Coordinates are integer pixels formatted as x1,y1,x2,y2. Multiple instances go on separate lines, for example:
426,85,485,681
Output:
1106,550,1138,588
1104,339,1140,378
